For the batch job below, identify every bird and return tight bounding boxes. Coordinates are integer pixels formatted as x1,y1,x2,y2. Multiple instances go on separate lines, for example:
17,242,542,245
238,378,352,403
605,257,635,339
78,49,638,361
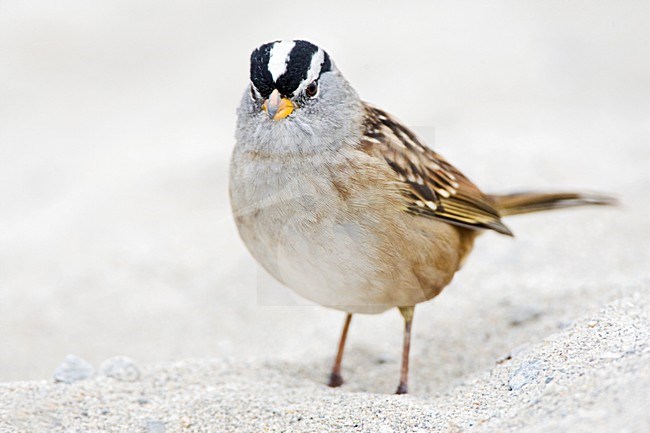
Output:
229,40,615,394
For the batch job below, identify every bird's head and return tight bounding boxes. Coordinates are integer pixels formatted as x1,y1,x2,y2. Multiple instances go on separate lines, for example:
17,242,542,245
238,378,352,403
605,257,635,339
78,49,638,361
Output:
236,40,362,154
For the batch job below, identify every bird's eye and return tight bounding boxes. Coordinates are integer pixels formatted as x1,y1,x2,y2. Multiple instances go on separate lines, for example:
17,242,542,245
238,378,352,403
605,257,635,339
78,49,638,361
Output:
305,81,318,98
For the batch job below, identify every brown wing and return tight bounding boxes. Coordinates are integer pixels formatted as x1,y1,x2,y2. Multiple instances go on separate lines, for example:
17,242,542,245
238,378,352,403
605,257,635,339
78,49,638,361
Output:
360,103,513,236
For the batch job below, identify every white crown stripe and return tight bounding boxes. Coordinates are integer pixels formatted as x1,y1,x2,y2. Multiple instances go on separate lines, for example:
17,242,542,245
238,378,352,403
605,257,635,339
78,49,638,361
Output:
267,40,295,81
293,48,325,96
307,48,325,82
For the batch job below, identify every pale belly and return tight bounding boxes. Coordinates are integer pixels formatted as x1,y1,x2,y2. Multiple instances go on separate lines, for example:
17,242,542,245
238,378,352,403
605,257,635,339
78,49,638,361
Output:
229,151,470,314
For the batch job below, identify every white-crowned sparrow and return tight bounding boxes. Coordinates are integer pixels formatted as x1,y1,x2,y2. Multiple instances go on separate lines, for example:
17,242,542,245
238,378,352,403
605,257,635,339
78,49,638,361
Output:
229,40,614,394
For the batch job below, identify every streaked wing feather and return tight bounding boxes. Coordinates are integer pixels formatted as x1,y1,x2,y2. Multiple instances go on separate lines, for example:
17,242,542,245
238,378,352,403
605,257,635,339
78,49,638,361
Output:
361,103,512,236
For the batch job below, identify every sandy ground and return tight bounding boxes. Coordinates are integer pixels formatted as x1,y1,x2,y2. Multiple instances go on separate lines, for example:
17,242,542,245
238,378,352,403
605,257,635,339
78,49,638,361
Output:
1,291,648,432
1,1,649,432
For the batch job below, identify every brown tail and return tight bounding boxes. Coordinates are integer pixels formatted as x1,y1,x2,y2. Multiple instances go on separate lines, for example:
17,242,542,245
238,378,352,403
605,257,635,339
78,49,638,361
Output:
490,191,617,217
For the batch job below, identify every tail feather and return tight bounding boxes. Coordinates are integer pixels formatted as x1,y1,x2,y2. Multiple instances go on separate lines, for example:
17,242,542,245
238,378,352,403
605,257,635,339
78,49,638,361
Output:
490,191,617,217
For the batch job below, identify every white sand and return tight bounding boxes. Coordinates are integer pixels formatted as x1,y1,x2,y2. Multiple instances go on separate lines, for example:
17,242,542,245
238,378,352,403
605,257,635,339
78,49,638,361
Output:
2,292,648,432
1,1,649,432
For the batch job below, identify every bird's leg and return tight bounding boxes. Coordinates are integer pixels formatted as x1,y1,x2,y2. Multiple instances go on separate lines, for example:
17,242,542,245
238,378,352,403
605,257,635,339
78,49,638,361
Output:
395,306,415,394
328,313,352,387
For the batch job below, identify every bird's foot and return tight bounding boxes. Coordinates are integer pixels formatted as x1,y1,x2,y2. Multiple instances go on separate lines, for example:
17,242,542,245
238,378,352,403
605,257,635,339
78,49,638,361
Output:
327,372,344,388
395,382,408,395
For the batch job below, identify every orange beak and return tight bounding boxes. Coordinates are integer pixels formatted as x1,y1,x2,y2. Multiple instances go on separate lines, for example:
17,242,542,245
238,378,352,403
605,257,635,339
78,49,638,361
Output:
262,89,294,121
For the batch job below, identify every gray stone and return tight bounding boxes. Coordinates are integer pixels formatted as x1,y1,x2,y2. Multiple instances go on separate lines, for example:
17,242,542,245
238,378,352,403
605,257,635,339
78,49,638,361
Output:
53,354,95,384
146,420,166,433
100,356,140,382
509,305,543,327
508,359,545,391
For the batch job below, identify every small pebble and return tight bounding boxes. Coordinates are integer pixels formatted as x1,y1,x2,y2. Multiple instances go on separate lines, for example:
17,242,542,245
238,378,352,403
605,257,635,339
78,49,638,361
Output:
543,380,562,396
375,353,397,365
509,306,543,327
496,353,513,364
180,417,192,428
508,359,544,391
545,376,554,384
100,356,141,382
53,354,95,384
146,420,166,433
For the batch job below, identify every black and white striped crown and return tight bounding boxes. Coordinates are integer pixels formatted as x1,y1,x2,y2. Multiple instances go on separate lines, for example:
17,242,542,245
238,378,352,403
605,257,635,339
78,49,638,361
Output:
250,40,332,98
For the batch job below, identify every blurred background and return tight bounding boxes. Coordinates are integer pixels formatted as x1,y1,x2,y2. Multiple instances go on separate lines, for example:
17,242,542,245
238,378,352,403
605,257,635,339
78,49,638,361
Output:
1,1,649,381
